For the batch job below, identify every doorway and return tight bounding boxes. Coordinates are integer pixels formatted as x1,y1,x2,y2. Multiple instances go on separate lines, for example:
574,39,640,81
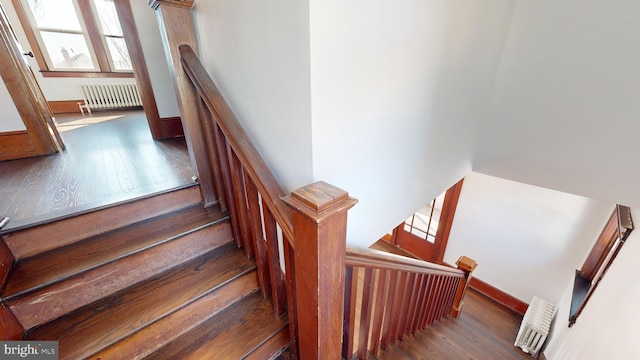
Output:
391,179,464,264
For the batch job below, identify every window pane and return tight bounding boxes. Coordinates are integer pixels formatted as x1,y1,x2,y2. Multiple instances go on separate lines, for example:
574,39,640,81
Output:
27,0,81,31
105,37,132,71
93,0,123,36
41,31,96,70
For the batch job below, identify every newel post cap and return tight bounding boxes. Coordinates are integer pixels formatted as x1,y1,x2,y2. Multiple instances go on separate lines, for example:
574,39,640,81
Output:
283,181,358,223
456,256,478,273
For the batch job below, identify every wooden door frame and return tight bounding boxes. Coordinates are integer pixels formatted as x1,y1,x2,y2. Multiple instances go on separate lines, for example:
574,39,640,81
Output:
392,178,464,264
0,2,57,161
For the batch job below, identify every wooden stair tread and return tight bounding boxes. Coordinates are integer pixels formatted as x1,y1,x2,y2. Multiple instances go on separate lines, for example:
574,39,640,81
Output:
91,271,259,360
2,186,201,259
147,292,288,360
244,326,290,360
8,221,233,331
3,204,227,298
48,245,256,360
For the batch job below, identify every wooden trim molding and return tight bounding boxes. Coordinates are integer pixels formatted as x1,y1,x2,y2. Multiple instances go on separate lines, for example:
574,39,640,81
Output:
469,277,528,315
0,239,15,294
48,100,84,114
160,116,185,137
40,71,134,78
0,131,38,161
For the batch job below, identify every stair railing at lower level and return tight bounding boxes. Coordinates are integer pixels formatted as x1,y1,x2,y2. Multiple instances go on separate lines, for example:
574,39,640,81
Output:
343,248,475,359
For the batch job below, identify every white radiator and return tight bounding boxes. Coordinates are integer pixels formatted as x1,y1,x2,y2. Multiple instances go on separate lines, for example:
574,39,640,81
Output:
78,82,142,114
514,296,555,357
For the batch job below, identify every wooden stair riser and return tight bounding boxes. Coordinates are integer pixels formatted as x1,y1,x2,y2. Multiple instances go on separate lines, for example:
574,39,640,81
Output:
8,222,233,332
91,271,259,360
146,294,288,360
2,205,228,299
2,186,201,261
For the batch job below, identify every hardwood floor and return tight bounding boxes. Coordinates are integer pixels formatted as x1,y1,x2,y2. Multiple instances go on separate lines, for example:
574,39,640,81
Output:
0,110,194,231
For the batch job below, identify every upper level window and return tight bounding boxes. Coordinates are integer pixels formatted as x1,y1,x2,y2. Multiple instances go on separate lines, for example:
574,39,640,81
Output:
14,0,133,77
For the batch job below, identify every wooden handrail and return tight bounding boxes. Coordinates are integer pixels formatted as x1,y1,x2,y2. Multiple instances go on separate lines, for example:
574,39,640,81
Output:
179,44,295,244
346,247,465,277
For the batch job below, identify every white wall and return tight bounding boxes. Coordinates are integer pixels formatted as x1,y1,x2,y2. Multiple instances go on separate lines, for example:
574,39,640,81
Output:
544,207,640,360
475,0,640,209
0,80,25,132
443,173,613,304
309,0,515,246
0,0,179,117
192,0,313,192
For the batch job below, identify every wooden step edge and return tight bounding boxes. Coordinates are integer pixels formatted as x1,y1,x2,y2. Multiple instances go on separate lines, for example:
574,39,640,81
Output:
3,185,202,260
174,296,289,360
0,240,15,296
0,303,23,340
8,224,232,331
33,245,255,359
2,217,231,301
90,271,260,360
243,326,291,360
1,183,200,235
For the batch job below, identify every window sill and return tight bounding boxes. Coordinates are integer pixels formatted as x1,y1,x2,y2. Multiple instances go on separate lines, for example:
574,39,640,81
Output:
40,71,134,78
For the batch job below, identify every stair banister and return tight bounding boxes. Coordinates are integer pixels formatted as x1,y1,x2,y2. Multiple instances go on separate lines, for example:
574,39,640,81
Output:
152,2,477,358
342,247,471,360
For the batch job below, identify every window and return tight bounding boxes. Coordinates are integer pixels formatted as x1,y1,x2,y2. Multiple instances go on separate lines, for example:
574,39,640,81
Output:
569,205,634,326
13,0,133,77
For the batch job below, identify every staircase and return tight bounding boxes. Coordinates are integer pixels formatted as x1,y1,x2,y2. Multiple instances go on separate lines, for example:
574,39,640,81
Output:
0,185,289,359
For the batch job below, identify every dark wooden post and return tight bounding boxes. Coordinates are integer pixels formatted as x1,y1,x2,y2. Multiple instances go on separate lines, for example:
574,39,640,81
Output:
283,181,358,360
148,0,217,207
450,256,477,318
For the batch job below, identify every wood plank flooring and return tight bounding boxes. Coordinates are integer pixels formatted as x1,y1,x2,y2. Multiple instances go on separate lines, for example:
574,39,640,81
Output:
0,110,194,230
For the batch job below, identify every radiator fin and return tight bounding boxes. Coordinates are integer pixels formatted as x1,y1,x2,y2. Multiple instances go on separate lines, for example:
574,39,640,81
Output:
514,296,555,357
78,82,142,114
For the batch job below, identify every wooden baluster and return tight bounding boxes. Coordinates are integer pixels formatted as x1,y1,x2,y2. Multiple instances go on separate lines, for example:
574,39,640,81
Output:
395,272,414,340
227,148,254,257
389,271,406,344
411,274,429,334
431,276,446,325
357,267,375,360
283,238,299,359
244,173,271,297
213,126,242,247
283,181,357,360
423,276,441,328
438,277,454,320
342,266,358,360
197,98,227,211
150,0,217,206
369,269,388,355
380,270,399,350
263,208,286,315
407,273,425,334
416,274,433,331
450,256,478,318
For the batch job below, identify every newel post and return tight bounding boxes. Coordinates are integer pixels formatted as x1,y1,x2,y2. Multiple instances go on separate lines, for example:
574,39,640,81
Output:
148,0,217,206
450,256,477,318
283,181,358,360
